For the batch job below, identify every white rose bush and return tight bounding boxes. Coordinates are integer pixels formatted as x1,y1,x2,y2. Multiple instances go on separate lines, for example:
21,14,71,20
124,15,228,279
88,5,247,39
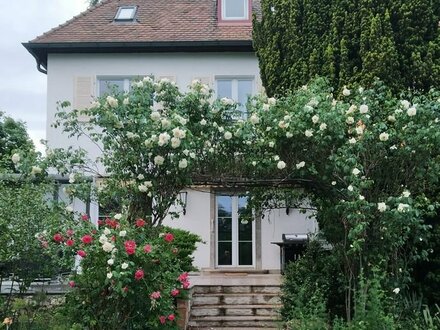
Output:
41,77,440,326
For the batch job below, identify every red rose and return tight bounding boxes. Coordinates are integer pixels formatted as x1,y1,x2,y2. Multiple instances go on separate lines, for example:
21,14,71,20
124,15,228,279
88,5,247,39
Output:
182,281,190,289
66,239,75,247
171,288,179,297
77,250,86,258
143,244,152,253
81,214,89,221
66,229,74,237
69,281,75,288
97,220,104,226
168,314,175,322
81,235,93,244
53,233,63,243
124,240,137,255
164,233,174,243
159,316,166,324
134,269,144,281
135,218,146,227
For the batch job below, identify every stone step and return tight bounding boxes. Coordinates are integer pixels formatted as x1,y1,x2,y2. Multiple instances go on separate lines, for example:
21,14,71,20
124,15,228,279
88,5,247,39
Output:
192,285,280,294
187,315,280,328
192,293,281,306
191,304,281,317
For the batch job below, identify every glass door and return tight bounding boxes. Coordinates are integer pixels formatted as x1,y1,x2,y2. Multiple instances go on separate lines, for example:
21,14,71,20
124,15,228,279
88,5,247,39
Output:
216,195,253,267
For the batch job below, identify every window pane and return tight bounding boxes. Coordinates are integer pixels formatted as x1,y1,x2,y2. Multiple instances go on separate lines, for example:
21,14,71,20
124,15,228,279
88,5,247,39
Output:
237,80,252,112
239,242,252,265
218,217,232,241
217,195,232,217
224,0,246,18
239,220,252,241
99,79,124,96
218,242,232,265
217,80,232,99
117,7,135,20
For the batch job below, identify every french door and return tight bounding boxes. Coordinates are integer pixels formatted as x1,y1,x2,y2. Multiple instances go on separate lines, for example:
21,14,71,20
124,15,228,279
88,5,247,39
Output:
216,195,254,267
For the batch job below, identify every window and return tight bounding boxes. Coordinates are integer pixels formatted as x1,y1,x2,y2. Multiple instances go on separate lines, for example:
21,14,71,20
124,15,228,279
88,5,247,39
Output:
114,6,137,22
98,77,131,97
221,0,249,20
216,77,254,116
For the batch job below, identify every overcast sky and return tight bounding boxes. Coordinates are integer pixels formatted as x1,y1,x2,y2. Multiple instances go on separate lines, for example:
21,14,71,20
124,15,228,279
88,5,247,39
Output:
0,1,89,152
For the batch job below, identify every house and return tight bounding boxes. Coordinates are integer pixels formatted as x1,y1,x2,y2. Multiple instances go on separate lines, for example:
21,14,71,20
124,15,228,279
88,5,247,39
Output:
23,0,317,273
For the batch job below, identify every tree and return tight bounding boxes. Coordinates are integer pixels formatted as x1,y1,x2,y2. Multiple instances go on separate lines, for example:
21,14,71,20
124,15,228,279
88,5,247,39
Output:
253,0,440,96
0,112,34,172
88,0,101,7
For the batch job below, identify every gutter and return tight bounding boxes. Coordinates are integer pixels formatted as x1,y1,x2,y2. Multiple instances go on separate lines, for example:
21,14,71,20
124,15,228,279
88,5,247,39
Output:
22,40,254,74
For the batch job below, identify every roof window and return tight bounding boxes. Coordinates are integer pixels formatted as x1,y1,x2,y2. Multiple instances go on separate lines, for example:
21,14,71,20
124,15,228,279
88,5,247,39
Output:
221,0,249,20
114,6,137,22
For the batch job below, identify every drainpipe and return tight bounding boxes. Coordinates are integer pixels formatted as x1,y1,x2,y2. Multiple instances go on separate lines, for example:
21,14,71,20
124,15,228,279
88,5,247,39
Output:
36,60,47,75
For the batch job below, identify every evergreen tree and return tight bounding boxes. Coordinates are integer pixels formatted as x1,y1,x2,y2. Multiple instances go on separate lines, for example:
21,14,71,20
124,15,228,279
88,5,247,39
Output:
253,0,440,96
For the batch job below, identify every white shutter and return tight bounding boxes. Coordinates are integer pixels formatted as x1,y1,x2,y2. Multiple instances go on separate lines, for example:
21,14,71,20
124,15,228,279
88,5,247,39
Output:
255,76,265,95
192,76,212,87
73,76,94,122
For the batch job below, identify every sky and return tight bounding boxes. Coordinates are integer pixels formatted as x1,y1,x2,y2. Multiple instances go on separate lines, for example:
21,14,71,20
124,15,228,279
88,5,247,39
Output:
0,1,89,153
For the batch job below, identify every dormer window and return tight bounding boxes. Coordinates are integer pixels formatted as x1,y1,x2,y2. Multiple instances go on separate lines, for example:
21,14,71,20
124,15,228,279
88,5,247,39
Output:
114,6,137,22
219,0,250,22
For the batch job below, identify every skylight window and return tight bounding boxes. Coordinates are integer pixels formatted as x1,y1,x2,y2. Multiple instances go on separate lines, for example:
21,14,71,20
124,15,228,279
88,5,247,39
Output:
221,0,249,20
114,6,137,21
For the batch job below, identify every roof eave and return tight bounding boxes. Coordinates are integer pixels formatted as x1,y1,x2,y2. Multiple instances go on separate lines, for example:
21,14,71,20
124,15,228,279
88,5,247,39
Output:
22,40,254,73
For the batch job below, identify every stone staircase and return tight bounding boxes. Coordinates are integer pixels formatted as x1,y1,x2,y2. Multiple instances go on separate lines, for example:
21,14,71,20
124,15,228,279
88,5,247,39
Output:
187,284,282,329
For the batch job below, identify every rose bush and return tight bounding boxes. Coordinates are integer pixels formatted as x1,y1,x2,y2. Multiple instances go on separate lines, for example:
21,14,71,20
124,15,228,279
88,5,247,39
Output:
39,212,200,329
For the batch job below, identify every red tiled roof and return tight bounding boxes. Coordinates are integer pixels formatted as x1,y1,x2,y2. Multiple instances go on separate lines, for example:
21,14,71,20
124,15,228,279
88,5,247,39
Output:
31,0,260,44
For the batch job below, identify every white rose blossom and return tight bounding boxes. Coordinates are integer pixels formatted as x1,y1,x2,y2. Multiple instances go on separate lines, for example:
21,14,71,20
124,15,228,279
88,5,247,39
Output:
179,159,188,169
158,132,171,146
397,203,410,212
342,86,351,96
107,259,114,266
31,166,42,175
103,228,111,235
296,161,305,169
114,213,122,220
407,106,417,117
171,137,181,148
249,114,260,124
379,132,389,141
277,161,286,170
388,115,396,122
359,104,369,114
102,242,115,253
121,262,129,270
99,235,108,244
319,123,327,131
402,190,411,198
224,131,232,140
200,119,207,126
400,100,410,109
107,272,113,279
346,117,355,125
65,206,74,213
349,138,357,144
119,230,127,237
393,288,400,294
312,115,320,124
11,153,20,164
305,130,313,137
352,168,361,176
267,97,276,106
154,155,165,166
150,112,161,121
377,202,387,212
262,104,270,111
106,96,118,108
348,185,354,192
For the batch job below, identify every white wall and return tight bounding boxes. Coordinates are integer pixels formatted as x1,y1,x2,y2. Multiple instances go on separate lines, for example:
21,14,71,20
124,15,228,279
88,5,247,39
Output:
261,208,318,270
46,52,261,162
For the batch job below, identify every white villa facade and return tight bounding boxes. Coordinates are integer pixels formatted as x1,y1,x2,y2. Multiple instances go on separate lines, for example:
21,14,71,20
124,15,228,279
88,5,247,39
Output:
24,0,317,273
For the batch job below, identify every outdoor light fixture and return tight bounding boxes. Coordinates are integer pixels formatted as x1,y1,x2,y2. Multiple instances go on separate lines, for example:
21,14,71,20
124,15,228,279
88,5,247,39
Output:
179,192,188,215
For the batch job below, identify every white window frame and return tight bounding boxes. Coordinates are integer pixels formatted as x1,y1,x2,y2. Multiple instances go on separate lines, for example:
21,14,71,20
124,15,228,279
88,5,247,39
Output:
221,0,249,20
215,195,255,268
114,6,137,22
215,76,255,117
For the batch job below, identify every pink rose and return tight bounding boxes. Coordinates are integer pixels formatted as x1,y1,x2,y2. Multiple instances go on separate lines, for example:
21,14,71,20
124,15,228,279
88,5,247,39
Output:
164,233,174,243
81,214,89,221
53,233,63,243
66,239,75,247
134,269,144,281
143,244,152,253
150,291,161,299
69,281,75,288
159,316,166,324
177,272,189,282
81,235,93,244
66,229,74,237
135,218,146,227
77,250,86,258
171,288,180,297
125,240,137,255
168,314,175,321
